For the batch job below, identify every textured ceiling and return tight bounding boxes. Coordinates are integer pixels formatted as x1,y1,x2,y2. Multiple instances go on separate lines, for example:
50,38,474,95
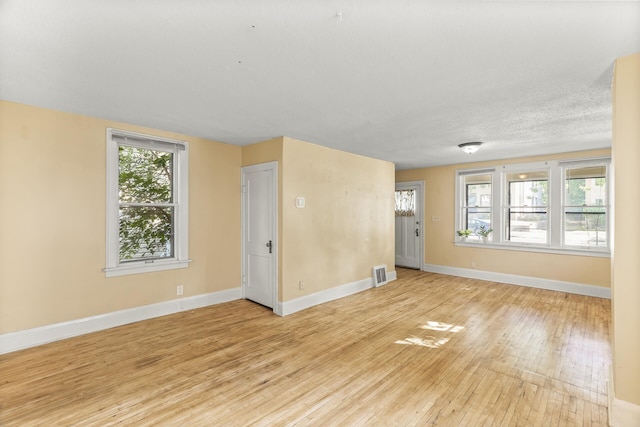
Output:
1,1,639,169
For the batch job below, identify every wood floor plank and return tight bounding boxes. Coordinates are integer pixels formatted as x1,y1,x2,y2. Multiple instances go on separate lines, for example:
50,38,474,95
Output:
0,269,611,426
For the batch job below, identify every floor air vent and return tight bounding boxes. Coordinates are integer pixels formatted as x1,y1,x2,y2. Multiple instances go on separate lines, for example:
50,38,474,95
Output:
373,265,388,287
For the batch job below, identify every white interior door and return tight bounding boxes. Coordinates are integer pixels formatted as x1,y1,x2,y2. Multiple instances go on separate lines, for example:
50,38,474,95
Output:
395,182,423,269
242,162,277,309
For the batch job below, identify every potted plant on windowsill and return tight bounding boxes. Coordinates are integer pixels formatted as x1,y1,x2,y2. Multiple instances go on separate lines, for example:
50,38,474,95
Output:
457,229,472,241
476,225,493,243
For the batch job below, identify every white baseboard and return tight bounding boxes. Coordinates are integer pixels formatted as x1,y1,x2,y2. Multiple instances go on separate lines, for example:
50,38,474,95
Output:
0,287,242,355
1,268,402,353
609,371,640,426
423,264,610,299
4,264,604,354
277,270,397,316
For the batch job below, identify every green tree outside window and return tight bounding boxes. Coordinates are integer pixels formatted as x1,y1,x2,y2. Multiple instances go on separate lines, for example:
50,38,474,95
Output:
118,146,175,261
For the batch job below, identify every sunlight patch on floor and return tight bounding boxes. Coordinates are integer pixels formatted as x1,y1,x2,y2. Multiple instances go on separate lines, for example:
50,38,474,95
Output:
395,320,465,348
395,336,450,348
419,321,465,333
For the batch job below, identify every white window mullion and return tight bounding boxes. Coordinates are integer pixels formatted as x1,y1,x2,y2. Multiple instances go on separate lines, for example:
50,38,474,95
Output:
549,163,562,248
493,169,503,244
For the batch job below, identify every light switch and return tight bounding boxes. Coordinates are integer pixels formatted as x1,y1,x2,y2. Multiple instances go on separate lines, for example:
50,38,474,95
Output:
295,196,305,208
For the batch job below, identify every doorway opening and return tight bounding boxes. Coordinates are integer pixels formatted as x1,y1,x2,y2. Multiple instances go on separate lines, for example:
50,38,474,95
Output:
241,162,278,312
395,181,424,270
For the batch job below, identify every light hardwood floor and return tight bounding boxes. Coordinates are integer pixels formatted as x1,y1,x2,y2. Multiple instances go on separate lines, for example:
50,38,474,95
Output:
0,269,611,426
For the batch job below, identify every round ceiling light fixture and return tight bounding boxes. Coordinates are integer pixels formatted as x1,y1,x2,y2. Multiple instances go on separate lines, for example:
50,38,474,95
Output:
458,141,483,154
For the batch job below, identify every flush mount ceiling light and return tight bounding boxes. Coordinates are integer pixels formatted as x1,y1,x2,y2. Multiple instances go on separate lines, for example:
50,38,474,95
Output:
458,141,483,154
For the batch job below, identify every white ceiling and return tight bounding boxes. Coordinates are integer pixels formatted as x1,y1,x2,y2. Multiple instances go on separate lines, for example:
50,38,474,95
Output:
1,1,639,169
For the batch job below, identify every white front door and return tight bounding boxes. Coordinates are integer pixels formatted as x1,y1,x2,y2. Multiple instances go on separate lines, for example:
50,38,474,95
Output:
242,162,277,309
395,182,423,269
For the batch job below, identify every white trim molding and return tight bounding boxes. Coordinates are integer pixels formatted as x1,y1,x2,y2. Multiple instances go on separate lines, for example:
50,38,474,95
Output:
395,180,425,270
105,128,190,278
608,372,640,427
455,157,611,255
277,270,397,316
423,264,610,299
241,161,279,313
0,287,241,355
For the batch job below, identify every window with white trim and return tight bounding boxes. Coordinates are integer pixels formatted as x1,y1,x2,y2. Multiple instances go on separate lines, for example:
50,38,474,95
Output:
105,129,189,277
562,162,608,249
455,157,610,255
459,171,492,242
505,170,548,245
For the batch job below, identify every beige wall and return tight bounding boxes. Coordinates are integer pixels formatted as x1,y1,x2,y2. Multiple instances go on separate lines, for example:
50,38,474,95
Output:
0,101,242,334
396,149,611,288
241,137,284,168
611,53,640,406
242,137,395,302
0,103,395,336
281,137,395,301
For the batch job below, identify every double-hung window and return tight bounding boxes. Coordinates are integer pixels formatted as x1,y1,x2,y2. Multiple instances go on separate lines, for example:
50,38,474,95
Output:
459,171,493,241
562,161,608,249
455,157,610,255
505,170,548,245
105,129,189,277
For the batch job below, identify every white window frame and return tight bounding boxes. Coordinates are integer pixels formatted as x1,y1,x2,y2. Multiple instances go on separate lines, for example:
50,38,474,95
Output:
502,163,551,247
455,157,610,257
560,158,610,251
104,128,190,277
455,169,495,242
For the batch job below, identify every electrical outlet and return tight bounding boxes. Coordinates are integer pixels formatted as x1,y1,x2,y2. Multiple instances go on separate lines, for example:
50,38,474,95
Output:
177,285,184,295
470,261,476,269
299,281,304,290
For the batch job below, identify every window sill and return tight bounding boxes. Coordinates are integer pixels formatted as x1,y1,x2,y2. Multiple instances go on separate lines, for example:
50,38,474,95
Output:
453,241,610,258
104,259,191,278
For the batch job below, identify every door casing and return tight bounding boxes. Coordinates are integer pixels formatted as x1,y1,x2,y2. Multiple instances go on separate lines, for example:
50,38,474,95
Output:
241,161,279,313
395,180,424,270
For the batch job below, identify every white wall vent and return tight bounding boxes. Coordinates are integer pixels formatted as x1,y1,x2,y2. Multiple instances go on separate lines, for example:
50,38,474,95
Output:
373,265,388,287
